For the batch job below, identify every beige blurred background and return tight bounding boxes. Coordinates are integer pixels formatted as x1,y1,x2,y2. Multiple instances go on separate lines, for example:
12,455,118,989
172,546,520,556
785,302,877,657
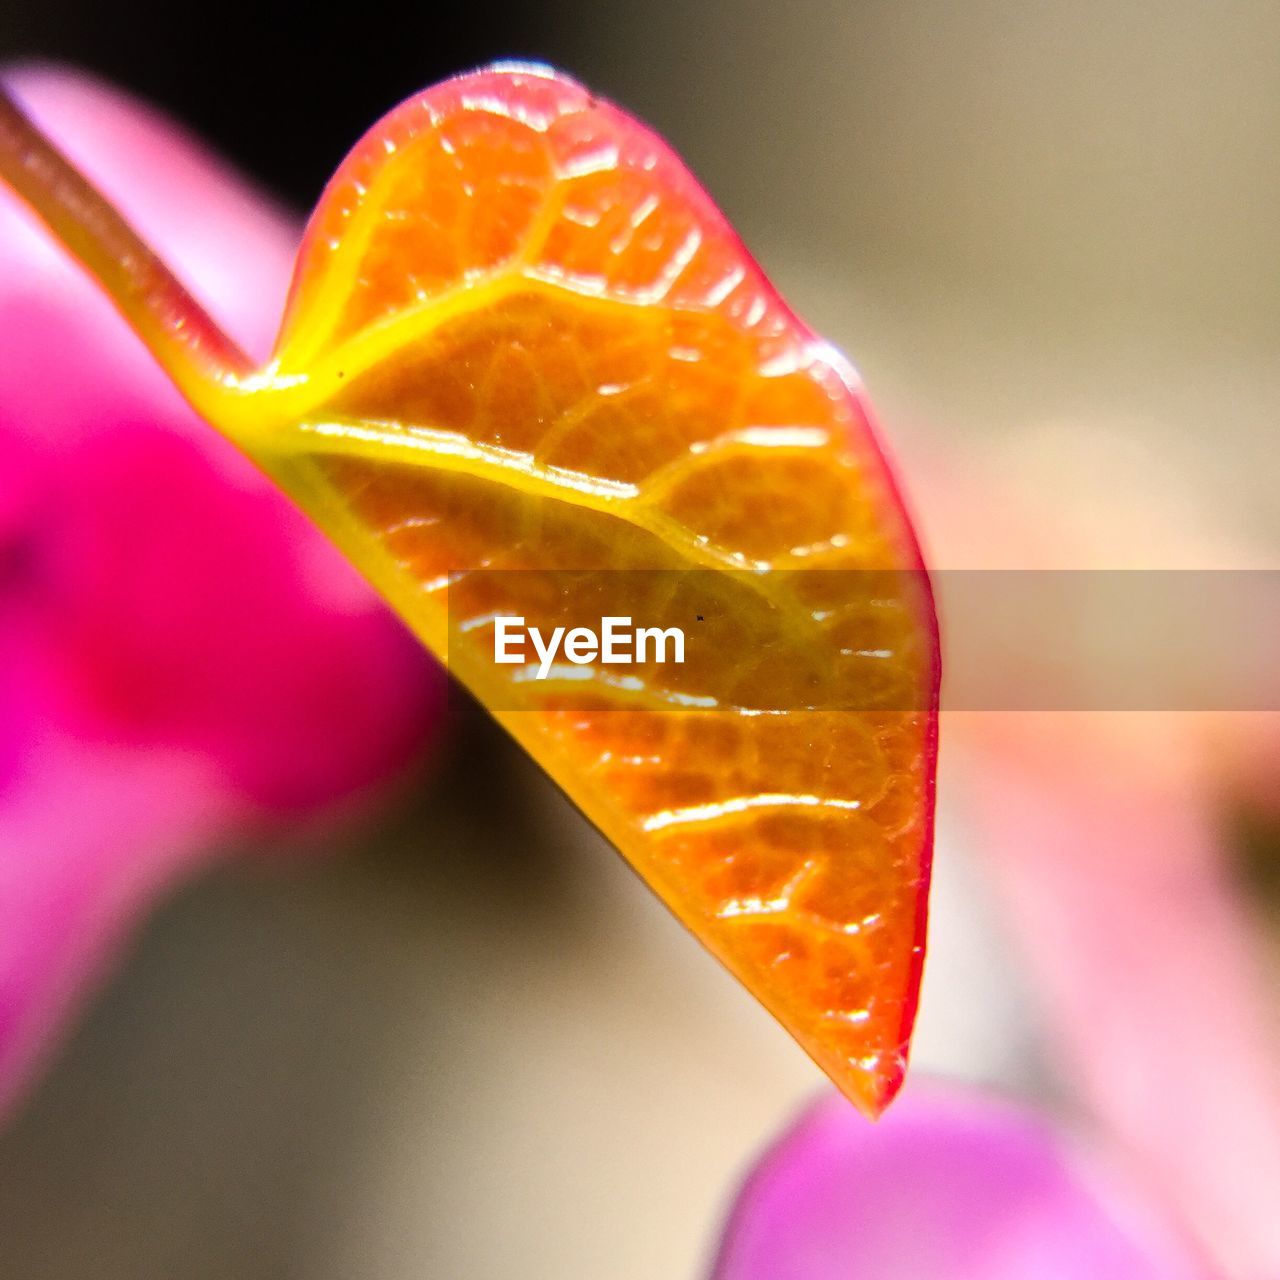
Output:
1,2,1276,1276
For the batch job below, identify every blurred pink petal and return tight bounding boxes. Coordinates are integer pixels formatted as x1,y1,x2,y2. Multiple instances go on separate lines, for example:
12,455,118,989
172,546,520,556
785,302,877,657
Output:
909,442,1280,1278
711,1088,1207,1280
0,69,445,1113
0,726,231,1116
960,730,1280,1280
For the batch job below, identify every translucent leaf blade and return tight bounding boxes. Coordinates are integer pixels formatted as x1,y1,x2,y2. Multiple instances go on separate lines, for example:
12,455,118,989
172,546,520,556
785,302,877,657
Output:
258,64,939,1115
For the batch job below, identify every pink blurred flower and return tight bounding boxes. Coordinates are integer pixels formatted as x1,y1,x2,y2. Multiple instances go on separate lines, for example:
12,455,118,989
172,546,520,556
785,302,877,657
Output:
908,442,1280,1279
711,1087,1209,1280
0,70,444,1116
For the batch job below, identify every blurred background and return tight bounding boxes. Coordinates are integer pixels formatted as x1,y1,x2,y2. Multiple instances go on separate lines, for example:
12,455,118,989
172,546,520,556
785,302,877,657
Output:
0,2,1276,1277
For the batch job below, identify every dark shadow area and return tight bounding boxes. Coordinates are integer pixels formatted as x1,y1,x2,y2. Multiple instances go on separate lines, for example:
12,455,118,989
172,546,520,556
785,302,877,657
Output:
0,0,559,205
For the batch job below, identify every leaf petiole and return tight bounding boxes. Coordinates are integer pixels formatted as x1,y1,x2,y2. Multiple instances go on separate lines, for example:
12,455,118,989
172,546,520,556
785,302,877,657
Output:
0,85,271,442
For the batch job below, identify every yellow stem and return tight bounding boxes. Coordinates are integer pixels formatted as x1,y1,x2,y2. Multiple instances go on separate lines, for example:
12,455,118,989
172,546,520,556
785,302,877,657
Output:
0,84,265,434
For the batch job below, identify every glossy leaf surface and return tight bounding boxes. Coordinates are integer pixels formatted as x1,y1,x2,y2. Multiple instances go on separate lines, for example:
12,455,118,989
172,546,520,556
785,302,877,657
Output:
248,65,938,1115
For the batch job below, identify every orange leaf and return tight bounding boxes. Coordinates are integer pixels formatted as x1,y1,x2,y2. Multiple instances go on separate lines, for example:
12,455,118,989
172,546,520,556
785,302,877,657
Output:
1,63,939,1115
